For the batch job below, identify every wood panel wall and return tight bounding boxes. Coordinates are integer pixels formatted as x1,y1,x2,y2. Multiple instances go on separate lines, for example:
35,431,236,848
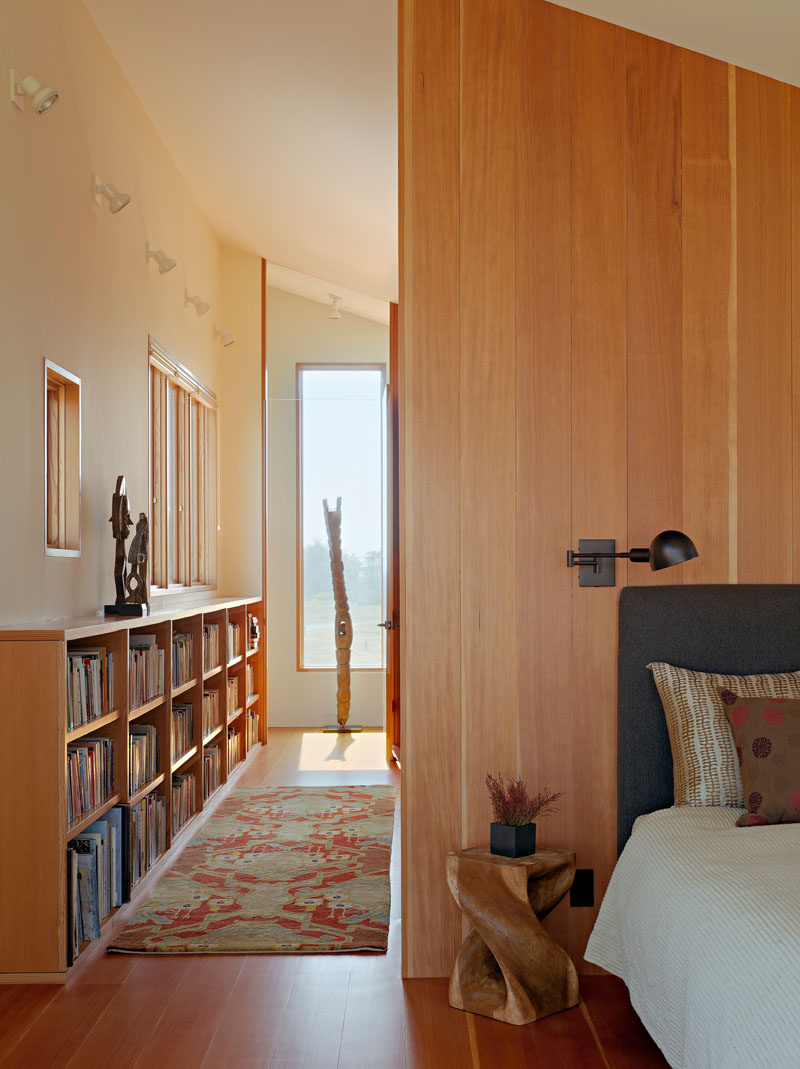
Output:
400,0,800,976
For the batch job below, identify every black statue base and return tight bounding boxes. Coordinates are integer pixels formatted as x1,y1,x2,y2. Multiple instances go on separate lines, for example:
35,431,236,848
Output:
322,724,363,733
104,603,147,617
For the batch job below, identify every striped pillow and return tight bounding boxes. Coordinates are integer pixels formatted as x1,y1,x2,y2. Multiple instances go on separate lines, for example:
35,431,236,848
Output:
647,662,800,807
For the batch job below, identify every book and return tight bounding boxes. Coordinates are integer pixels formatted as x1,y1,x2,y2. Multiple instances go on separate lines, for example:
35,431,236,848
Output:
72,838,101,941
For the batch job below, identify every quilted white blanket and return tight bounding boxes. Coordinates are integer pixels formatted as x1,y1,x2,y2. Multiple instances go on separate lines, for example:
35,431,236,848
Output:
585,806,800,1069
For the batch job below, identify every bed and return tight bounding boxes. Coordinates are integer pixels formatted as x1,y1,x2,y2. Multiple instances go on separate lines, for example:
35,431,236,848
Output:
585,584,800,1069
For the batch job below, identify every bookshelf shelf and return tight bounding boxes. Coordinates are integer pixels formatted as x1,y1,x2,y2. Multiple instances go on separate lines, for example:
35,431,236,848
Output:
172,677,198,698
246,646,259,659
67,793,122,837
246,692,259,708
129,694,165,721
66,708,121,743
128,773,166,808
0,594,265,981
227,707,244,725
171,745,198,774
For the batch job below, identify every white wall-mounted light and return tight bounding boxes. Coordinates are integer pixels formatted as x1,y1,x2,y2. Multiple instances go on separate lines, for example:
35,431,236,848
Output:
10,69,60,114
185,292,211,316
146,242,177,274
327,294,343,319
214,325,236,347
92,174,131,214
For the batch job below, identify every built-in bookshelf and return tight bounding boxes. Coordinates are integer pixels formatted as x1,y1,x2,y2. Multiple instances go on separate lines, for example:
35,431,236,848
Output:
0,595,265,981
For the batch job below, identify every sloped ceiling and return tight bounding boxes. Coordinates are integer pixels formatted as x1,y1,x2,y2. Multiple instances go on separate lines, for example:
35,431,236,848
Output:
549,0,800,88
83,0,398,302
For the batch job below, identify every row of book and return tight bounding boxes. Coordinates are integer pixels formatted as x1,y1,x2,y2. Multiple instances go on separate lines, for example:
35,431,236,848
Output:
67,808,122,964
227,676,240,715
227,620,241,660
246,708,259,749
171,703,193,759
203,623,220,673
67,737,114,825
129,723,159,794
247,612,260,652
228,727,242,770
67,792,165,964
173,633,194,686
129,634,164,710
246,663,255,699
202,689,221,737
172,772,195,834
203,746,221,799
67,647,115,731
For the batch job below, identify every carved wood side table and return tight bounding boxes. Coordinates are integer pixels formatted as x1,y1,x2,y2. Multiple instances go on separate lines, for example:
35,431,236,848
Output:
446,846,579,1025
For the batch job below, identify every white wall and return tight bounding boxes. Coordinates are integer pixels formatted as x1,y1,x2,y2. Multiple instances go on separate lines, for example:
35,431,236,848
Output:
266,285,389,727
0,0,227,624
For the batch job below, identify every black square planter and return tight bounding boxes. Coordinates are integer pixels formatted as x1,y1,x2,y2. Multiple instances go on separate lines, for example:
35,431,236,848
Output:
490,822,536,858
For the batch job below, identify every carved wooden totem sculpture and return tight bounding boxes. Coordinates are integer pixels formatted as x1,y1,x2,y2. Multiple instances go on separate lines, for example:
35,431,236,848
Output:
105,475,150,616
323,497,353,728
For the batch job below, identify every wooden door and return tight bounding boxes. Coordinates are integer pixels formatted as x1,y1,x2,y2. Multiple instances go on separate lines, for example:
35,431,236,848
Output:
385,302,401,763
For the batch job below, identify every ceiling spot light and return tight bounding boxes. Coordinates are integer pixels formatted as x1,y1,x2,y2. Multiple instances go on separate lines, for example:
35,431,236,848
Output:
327,294,343,319
10,69,60,114
185,292,211,316
146,242,177,274
214,326,236,347
92,174,131,214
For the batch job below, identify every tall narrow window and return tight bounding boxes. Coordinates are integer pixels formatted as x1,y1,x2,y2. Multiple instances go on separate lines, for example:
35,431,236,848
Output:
44,359,81,556
297,364,386,670
149,338,217,591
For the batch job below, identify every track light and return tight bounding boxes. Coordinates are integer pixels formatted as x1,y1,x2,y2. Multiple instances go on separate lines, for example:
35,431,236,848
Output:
327,294,343,319
146,242,177,274
214,326,236,347
185,292,211,316
92,174,131,214
10,69,60,114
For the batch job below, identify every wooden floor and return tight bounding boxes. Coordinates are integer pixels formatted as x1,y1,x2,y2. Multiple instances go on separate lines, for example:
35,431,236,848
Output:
0,729,667,1068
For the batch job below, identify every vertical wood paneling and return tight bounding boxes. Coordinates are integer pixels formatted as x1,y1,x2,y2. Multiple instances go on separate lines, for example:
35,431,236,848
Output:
792,87,800,583
626,33,683,575
400,0,463,977
681,52,732,584
459,0,519,849
736,70,792,582
569,12,627,968
515,0,573,954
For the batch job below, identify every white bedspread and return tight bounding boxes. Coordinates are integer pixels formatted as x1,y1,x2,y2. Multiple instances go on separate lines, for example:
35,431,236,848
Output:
585,806,800,1069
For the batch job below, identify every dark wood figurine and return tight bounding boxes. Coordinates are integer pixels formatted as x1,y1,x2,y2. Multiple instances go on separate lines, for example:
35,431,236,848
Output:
105,475,149,616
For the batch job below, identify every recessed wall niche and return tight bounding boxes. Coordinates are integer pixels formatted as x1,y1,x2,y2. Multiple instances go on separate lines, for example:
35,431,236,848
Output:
44,358,81,556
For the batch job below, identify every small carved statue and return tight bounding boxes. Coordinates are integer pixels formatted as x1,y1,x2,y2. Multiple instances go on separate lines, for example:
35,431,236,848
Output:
323,497,358,731
105,475,149,616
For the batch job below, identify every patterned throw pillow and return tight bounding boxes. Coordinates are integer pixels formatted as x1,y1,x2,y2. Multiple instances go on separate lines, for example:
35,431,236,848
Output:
720,691,800,826
647,662,800,807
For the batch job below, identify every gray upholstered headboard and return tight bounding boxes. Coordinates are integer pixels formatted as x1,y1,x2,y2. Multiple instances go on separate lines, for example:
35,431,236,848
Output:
617,584,800,854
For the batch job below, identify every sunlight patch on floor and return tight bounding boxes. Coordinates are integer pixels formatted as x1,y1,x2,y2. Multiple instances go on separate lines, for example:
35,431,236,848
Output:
298,729,389,771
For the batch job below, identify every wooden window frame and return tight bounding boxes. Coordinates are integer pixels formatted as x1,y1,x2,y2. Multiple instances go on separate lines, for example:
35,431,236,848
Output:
44,359,81,557
295,362,387,673
148,337,218,596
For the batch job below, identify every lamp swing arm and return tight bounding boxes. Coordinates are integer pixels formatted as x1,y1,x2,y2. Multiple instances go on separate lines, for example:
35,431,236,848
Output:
566,548,649,571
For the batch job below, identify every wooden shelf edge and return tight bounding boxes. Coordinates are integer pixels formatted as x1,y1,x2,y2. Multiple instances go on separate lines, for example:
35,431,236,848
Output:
203,782,224,806
127,773,165,807
246,647,259,659
202,664,223,681
66,708,121,742
128,694,165,721
129,848,168,894
246,693,259,708
172,677,198,697
170,745,199,774
68,793,122,838
227,707,244,724
227,655,243,669
171,811,199,843
203,724,223,744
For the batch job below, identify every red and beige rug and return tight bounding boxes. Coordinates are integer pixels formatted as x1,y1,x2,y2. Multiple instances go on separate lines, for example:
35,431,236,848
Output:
109,785,396,954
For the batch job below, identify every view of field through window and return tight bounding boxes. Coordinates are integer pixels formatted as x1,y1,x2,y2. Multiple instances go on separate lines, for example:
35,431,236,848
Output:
299,366,385,669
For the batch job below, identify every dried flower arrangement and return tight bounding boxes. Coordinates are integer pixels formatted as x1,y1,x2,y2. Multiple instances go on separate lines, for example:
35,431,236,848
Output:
485,773,563,827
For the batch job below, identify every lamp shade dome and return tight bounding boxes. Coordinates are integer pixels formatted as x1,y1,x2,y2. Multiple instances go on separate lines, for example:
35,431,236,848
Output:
648,529,698,571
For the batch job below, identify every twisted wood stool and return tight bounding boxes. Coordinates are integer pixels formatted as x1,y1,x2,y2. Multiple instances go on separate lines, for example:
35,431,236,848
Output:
446,847,579,1025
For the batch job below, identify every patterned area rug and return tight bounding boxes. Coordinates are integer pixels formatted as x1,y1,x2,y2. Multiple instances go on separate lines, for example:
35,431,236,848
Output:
109,785,396,954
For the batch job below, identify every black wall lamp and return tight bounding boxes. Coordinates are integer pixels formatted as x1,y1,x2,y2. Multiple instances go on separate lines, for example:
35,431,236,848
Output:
567,530,698,587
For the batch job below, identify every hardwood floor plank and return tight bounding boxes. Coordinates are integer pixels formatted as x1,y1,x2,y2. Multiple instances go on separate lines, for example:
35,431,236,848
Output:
0,985,60,1062
0,984,120,1068
269,967,351,1068
404,978,472,1068
338,975,407,1069
580,975,669,1068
